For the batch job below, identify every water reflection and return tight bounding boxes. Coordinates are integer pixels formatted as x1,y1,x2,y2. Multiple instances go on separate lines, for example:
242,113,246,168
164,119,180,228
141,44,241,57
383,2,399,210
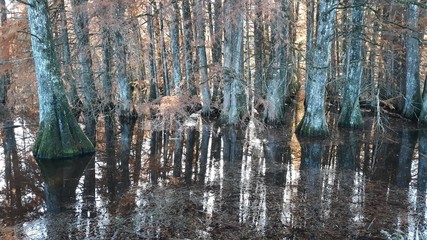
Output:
36,156,92,212
1,117,427,239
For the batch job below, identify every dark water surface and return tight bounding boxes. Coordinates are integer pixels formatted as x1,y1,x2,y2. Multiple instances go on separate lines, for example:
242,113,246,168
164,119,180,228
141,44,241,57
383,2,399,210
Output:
1,113,427,239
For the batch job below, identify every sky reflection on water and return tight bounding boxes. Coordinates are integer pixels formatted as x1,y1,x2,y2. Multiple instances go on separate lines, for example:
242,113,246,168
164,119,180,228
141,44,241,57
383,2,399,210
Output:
1,117,427,239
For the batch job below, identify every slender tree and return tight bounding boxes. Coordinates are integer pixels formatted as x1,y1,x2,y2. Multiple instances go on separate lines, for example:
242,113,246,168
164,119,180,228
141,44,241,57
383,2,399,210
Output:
338,0,365,128
159,2,170,96
182,0,196,95
402,0,421,120
0,0,9,106
196,0,211,115
26,0,94,159
169,1,183,95
297,0,338,137
211,0,222,101
147,4,159,101
71,0,97,143
57,0,80,115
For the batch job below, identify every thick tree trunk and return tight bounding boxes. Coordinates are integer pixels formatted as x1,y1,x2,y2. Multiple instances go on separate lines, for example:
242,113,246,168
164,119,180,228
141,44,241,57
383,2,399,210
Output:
264,0,289,125
402,1,421,120
338,0,365,128
220,0,246,125
170,1,183,95
27,0,94,159
71,0,97,143
297,0,338,137
196,0,211,116
113,2,132,117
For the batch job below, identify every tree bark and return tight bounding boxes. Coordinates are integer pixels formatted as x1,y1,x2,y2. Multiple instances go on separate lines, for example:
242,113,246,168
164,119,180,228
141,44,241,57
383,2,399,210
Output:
147,4,159,101
254,0,266,98
338,0,365,128
211,0,222,102
71,0,97,143
264,0,289,125
57,0,80,115
402,1,421,120
159,2,170,96
196,0,211,116
182,0,196,95
220,0,246,125
297,0,338,137
0,0,9,106
169,1,183,95
27,0,94,159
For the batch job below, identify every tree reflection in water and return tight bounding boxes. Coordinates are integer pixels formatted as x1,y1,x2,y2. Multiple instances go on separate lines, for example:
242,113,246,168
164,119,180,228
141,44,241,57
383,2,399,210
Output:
1,117,427,239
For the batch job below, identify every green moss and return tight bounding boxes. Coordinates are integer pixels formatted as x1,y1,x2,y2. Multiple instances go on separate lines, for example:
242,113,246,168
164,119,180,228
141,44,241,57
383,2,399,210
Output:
33,96,95,160
296,117,330,138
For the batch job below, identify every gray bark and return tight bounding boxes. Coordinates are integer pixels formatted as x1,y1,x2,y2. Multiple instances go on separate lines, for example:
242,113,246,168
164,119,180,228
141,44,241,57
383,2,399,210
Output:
196,0,211,115
57,0,79,114
27,0,94,159
0,0,9,106
338,0,365,128
113,2,132,117
159,3,170,96
147,5,159,101
170,1,183,95
211,0,222,101
402,1,421,120
264,0,289,125
297,0,338,137
71,0,97,143
182,0,196,95
220,0,246,125
254,0,266,98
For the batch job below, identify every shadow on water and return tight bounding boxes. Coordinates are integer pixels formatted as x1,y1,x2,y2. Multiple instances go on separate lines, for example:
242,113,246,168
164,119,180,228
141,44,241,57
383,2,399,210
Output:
1,112,427,239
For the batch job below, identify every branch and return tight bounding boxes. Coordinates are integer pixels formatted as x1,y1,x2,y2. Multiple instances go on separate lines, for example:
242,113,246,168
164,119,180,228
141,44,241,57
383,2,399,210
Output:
14,0,35,8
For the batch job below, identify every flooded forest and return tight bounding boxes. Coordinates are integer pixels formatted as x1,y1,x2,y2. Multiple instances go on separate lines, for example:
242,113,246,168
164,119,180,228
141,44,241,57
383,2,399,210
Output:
1,0,427,239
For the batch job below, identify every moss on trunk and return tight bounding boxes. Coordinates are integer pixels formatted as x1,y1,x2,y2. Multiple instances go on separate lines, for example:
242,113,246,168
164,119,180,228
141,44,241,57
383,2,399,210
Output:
33,97,95,159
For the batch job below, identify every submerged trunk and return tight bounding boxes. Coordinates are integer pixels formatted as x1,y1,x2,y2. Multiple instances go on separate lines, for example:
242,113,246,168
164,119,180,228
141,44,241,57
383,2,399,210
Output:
338,0,365,128
27,0,95,159
297,0,338,137
196,0,211,116
403,1,421,120
220,0,246,125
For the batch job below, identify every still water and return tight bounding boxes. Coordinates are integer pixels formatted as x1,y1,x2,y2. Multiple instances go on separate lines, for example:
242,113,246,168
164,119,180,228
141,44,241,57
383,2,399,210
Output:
0,113,427,239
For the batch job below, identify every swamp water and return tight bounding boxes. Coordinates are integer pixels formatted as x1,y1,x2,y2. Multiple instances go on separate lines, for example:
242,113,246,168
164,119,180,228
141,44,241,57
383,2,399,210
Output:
1,113,427,239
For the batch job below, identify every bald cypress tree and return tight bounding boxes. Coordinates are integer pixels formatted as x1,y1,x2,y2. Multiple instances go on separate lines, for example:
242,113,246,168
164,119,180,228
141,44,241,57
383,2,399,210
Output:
27,0,95,159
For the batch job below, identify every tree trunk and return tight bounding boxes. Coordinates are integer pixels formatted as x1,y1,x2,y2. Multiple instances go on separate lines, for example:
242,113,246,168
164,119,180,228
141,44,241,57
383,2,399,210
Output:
220,0,246,125
196,0,211,116
182,0,196,95
147,4,159,101
113,2,132,117
27,0,94,159
254,0,266,98
0,0,9,107
71,0,97,143
159,3,170,96
264,0,289,125
297,0,338,137
169,1,183,95
338,0,365,128
211,0,223,102
57,0,80,115
402,1,421,120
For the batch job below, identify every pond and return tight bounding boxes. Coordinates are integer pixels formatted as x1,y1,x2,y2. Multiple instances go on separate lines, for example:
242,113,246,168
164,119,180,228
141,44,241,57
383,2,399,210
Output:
1,109,427,239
